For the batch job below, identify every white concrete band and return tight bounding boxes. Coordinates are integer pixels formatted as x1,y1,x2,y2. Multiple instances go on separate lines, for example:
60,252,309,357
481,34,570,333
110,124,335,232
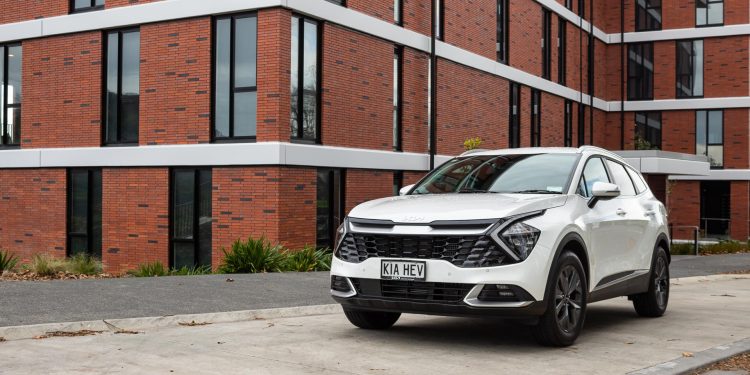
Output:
670,169,750,181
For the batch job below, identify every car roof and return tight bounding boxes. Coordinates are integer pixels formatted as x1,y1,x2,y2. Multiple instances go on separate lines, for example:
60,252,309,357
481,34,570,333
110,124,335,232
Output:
459,146,628,164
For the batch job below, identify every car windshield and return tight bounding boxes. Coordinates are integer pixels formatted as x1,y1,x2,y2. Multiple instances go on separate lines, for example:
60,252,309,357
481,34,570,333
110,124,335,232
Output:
410,153,579,195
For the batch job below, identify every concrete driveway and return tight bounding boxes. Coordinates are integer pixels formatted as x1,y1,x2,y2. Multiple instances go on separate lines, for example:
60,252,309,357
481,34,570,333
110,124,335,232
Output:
1,275,748,375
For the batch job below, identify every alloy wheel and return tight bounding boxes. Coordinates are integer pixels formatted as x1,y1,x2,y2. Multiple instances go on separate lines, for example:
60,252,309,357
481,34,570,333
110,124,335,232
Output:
554,265,584,333
654,256,669,309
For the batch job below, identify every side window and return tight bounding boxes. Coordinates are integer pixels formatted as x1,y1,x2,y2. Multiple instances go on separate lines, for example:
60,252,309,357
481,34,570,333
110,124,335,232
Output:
626,167,648,194
577,157,610,198
605,160,637,196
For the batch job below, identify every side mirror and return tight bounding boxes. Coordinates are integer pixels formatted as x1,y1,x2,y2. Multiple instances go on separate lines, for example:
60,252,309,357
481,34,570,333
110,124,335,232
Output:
399,184,415,196
588,181,620,208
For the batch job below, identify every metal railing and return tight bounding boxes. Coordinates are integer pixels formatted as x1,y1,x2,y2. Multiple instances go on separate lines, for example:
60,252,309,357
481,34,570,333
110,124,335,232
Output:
669,224,700,256
700,217,731,239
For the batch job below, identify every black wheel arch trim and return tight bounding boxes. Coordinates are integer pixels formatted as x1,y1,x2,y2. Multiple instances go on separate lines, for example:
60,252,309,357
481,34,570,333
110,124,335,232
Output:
543,231,590,304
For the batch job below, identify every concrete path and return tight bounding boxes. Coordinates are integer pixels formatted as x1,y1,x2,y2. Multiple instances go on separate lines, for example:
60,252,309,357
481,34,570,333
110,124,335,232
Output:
1,275,748,375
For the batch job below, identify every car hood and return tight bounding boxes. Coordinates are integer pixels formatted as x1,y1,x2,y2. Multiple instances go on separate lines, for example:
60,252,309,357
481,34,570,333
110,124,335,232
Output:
348,193,568,223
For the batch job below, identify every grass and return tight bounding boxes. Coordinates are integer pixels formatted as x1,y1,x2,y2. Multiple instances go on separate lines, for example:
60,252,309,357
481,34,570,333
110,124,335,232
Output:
66,254,102,275
0,250,19,272
670,240,749,256
30,254,66,277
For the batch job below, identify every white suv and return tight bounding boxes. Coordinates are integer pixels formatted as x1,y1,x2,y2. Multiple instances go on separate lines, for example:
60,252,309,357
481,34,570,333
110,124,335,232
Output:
330,146,670,346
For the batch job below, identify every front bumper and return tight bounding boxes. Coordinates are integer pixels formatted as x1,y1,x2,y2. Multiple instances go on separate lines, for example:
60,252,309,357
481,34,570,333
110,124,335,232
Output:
333,294,547,317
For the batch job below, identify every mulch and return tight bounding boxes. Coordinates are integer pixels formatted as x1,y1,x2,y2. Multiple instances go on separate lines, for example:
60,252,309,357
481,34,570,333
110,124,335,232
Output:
694,351,750,374
0,270,121,281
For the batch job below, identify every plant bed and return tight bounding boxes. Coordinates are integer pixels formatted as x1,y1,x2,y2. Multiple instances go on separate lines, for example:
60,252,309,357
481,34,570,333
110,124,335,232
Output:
671,240,750,256
693,351,750,374
0,269,120,281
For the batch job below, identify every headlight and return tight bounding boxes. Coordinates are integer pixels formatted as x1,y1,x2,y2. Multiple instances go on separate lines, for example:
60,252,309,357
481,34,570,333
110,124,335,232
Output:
334,219,348,252
499,222,540,260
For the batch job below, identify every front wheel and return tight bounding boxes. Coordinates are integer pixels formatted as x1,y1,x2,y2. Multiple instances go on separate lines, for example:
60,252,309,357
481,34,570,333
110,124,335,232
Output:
343,308,401,330
532,251,588,346
632,246,669,317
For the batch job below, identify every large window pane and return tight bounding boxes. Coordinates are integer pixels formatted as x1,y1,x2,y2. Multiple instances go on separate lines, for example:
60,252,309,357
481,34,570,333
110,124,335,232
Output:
197,170,213,267
697,0,723,26
7,46,21,105
173,242,196,270
708,111,722,143
677,40,703,98
393,47,402,151
696,110,723,168
496,0,508,63
72,0,104,12
233,91,257,137
2,45,21,146
291,16,320,142
317,169,344,249
173,171,195,240
171,169,212,269
105,33,119,144
628,43,653,100
234,17,257,88
67,169,102,258
105,30,140,145
635,112,661,149
70,172,89,234
636,0,662,31
290,17,300,138
6,107,20,145
214,18,231,139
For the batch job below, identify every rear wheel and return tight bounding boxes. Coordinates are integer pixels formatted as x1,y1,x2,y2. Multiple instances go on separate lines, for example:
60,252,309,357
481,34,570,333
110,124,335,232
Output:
532,251,587,347
343,308,401,330
632,246,669,317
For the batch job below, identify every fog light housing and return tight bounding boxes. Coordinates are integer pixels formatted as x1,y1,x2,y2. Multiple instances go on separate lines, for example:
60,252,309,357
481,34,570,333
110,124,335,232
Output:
477,284,518,302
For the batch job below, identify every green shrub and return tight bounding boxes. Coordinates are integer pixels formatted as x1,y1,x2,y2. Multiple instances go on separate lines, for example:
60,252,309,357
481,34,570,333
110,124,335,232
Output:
284,246,332,272
128,261,169,277
0,250,19,272
65,254,102,275
670,243,697,255
701,240,748,255
31,254,65,277
463,137,483,151
170,265,213,276
218,236,286,274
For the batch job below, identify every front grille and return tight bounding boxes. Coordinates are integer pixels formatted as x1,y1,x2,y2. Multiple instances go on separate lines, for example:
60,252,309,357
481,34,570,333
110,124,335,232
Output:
337,233,509,267
351,278,473,304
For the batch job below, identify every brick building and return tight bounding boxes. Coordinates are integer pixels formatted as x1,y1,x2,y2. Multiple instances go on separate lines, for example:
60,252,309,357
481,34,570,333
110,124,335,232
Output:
0,0,746,272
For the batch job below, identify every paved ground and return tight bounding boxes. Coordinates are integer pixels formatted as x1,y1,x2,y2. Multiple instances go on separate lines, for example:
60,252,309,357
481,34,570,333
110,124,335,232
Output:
0,253,748,327
1,276,748,375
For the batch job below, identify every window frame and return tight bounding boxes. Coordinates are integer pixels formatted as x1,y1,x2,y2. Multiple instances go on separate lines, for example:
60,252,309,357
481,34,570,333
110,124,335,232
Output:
103,27,141,146
634,111,662,150
290,15,322,144
696,0,724,27
212,13,259,143
169,168,213,269
627,42,654,101
317,168,346,249
1,43,22,148
696,109,724,169
394,0,403,25
635,0,662,32
676,39,704,99
564,100,573,147
436,0,445,41
530,89,542,147
541,8,552,80
576,156,612,198
604,159,638,197
70,0,104,13
393,46,403,151
509,82,521,148
496,0,509,63
577,103,586,146
393,171,404,196
67,168,103,258
324,0,346,5
558,18,567,85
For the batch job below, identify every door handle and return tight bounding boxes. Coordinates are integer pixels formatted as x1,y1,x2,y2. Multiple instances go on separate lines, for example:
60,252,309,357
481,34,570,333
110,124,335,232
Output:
616,208,627,216
644,210,656,217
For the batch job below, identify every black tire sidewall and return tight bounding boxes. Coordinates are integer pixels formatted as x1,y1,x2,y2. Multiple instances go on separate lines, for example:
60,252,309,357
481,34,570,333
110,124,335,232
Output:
544,251,588,344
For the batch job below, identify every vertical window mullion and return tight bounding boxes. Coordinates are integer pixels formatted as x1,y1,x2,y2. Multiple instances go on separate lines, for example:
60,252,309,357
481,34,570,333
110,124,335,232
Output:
229,17,235,139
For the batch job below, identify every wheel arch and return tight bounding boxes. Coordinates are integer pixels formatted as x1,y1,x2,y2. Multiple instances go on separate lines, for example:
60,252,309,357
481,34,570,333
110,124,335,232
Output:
656,233,671,264
550,232,590,291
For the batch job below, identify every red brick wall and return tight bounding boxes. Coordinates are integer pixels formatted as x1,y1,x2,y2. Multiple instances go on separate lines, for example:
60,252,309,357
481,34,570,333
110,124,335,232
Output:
257,8,292,142
102,168,169,273
0,0,67,24
345,169,393,213
0,169,67,263
443,0,496,60
509,0,543,77
724,109,750,169
22,32,102,148
540,92,565,147
278,168,317,250
730,181,749,240
349,0,394,22
661,111,695,154
566,24,583,94
106,0,162,9
704,36,749,98
139,18,211,145
436,59,509,155
402,48,429,153
403,0,432,35
618,0,749,33
321,24,393,150
668,180,700,239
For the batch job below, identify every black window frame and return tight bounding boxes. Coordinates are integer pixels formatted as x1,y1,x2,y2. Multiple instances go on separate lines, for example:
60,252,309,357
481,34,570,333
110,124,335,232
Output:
577,103,586,146
558,18,567,85
530,89,542,147
634,111,662,150
212,13,259,143
393,171,404,196
1,43,21,148
578,0,585,18
169,168,213,269
696,0,723,27
67,168,103,259
325,0,346,5
676,39,704,99
541,8,552,80
635,0,662,32
564,100,573,147
70,0,104,13
627,42,654,101
587,34,595,96
565,0,573,11
496,0,509,63
317,168,346,249
436,0,445,41
394,0,403,25
509,82,521,148
393,46,403,151
290,15,322,144
103,28,140,146
696,110,724,169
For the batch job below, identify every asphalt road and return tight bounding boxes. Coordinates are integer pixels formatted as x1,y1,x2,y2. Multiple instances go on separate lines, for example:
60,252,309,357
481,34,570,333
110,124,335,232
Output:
0,253,748,327
1,276,749,375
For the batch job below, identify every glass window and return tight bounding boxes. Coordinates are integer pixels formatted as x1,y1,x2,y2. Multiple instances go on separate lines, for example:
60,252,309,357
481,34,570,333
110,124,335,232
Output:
564,100,573,147
530,89,541,147
635,0,662,31
393,47,402,151
171,169,212,269
72,0,104,13
509,83,520,148
542,9,552,80
626,167,648,194
291,16,320,142
1,44,22,147
394,0,403,25
496,0,509,63
605,160,637,196
411,154,579,195
628,43,654,100
558,18,567,85
634,112,661,150
68,169,102,258
105,29,140,145
676,40,703,98
578,103,586,146
696,110,723,168
577,157,610,198
696,0,723,26
317,169,345,249
436,0,444,41
393,171,404,196
214,14,258,141
325,0,346,5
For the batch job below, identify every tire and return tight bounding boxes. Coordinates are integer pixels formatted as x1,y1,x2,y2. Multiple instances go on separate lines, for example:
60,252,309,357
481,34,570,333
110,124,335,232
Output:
343,308,401,330
632,246,669,317
532,251,588,347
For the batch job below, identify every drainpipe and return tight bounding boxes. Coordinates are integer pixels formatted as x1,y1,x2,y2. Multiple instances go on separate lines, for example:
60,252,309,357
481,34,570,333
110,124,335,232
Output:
620,0,625,149
429,0,438,170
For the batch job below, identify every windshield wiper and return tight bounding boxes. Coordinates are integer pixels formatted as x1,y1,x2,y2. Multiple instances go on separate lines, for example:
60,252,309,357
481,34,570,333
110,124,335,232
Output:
456,188,497,194
508,189,561,194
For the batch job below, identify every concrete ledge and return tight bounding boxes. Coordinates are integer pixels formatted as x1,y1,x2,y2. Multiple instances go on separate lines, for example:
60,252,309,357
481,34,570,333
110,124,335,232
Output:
629,337,750,375
0,304,340,341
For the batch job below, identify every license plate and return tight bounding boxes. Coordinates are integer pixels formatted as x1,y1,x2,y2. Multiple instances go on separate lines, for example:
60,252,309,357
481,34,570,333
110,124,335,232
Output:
381,260,426,281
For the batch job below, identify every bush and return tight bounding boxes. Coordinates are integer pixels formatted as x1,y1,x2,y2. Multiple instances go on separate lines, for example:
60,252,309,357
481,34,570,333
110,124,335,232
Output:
31,254,65,277
670,240,749,256
66,254,102,275
284,246,332,272
170,265,213,276
128,261,169,277
218,236,286,274
0,250,19,272
670,243,697,255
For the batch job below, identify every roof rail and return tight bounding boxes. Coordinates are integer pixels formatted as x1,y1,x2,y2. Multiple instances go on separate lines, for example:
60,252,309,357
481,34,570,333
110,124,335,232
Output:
460,148,491,156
